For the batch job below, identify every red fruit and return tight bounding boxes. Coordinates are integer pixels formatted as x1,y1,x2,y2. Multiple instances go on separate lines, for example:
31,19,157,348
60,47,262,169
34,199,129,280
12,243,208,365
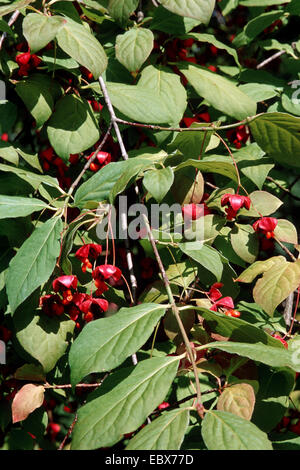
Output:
158,402,170,410
271,333,288,349
92,264,122,283
225,309,241,318
84,311,94,322
96,151,111,166
18,65,30,76
182,38,194,48
207,65,217,73
52,275,78,292
90,162,100,172
210,45,218,55
30,54,42,68
80,297,109,315
40,294,64,317
182,203,204,220
75,244,102,262
69,154,79,165
221,193,251,220
208,283,223,302
253,217,278,239
89,100,103,112
210,296,235,312
40,147,55,162
290,420,300,435
1,133,8,142
16,52,31,66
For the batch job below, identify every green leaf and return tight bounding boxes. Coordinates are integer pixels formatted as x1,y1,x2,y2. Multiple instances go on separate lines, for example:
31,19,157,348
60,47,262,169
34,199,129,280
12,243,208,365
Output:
240,0,290,6
168,123,213,160
234,143,274,190
217,383,255,421
186,33,240,68
236,256,286,283
109,158,152,203
138,65,187,125
233,11,283,48
56,17,107,79
202,410,273,450
0,18,13,35
115,28,154,72
253,260,300,316
249,113,300,169
106,81,177,124
23,14,65,53
274,219,298,244
151,6,201,35
239,83,279,102
179,242,224,282
74,161,127,208
239,190,283,217
179,64,257,120
14,312,74,373
205,341,300,372
272,433,300,450
108,0,139,26
165,260,198,290
0,195,48,220
230,224,259,264
0,0,34,17
0,163,59,191
0,142,19,165
71,356,180,449
143,167,174,202
194,308,283,347
47,95,100,161
6,217,63,312
16,77,54,128
252,365,295,432
159,0,216,24
282,86,300,117
69,303,167,385
175,158,238,182
126,408,190,450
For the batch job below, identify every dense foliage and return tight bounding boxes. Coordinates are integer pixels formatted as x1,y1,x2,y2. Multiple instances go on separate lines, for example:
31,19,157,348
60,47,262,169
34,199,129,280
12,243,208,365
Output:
1,0,300,451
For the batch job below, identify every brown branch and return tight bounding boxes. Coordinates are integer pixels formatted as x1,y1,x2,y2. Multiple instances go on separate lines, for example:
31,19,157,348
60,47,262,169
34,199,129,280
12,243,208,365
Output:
114,115,259,133
0,10,20,50
67,121,113,197
58,414,77,451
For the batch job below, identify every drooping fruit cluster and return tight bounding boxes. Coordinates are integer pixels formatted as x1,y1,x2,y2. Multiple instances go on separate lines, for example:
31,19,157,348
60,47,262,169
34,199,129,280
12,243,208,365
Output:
207,282,241,317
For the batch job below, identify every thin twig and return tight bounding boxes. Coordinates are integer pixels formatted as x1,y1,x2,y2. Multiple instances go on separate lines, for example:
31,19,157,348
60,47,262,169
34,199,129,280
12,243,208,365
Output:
58,414,77,450
0,10,20,50
115,115,259,133
274,236,297,262
283,292,294,330
98,75,204,415
67,122,113,197
256,50,287,70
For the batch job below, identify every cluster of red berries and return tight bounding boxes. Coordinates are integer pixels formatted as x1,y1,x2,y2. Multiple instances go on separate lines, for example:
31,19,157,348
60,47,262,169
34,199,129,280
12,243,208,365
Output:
39,146,74,189
15,48,42,77
85,150,111,172
208,282,240,317
221,193,251,220
39,243,124,326
226,125,250,149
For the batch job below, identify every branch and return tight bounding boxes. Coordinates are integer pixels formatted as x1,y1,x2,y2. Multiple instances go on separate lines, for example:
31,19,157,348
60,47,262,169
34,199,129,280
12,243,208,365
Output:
98,76,204,414
0,10,20,50
256,50,287,70
67,121,113,197
58,414,77,450
283,292,294,330
114,115,259,133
